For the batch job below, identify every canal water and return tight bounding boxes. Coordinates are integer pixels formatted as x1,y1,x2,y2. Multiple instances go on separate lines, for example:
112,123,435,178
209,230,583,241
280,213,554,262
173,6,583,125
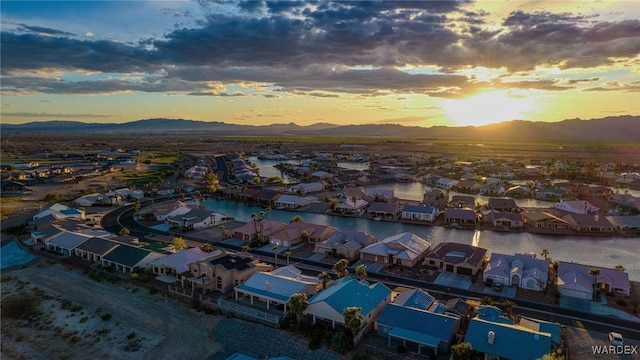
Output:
204,198,640,281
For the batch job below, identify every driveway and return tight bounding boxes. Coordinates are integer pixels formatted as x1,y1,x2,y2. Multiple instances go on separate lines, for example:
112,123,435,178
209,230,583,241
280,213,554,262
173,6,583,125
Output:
433,271,471,289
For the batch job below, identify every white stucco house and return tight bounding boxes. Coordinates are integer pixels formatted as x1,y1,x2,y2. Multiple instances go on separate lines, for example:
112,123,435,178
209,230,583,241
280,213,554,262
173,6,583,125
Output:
483,253,549,291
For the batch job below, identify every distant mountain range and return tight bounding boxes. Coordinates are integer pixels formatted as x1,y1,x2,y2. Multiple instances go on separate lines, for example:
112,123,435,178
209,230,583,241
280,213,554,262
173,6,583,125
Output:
2,115,639,142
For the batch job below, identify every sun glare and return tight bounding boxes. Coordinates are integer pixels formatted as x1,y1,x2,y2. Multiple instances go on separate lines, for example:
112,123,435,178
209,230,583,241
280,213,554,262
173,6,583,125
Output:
443,91,535,127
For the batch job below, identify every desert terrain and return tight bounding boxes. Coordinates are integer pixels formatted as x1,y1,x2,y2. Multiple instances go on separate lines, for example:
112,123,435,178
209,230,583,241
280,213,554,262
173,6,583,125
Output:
1,258,223,360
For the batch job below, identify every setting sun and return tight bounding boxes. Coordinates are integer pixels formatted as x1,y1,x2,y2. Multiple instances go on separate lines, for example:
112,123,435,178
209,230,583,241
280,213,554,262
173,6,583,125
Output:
443,91,536,127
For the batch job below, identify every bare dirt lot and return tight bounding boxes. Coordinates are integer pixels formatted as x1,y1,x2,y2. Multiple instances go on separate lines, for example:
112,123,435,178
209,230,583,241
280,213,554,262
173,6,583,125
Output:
1,259,223,360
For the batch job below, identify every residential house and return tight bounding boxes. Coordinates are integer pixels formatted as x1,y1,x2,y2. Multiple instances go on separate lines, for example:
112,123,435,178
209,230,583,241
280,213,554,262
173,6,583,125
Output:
557,261,630,300
521,211,570,230
152,248,222,276
456,180,482,194
483,253,549,291
491,211,524,229
101,245,165,273
609,215,640,236
433,177,459,190
270,222,337,247
45,231,93,256
72,193,105,207
74,237,119,263
504,185,531,199
366,202,400,219
401,205,439,222
555,200,599,214
105,188,144,203
1,180,27,194
253,189,282,206
334,198,368,214
33,203,85,221
424,242,487,276
359,232,431,268
290,182,325,195
479,183,506,196
609,194,640,212
369,189,395,202
313,230,377,260
449,195,475,209
233,220,287,243
488,198,519,212
305,276,392,331
274,194,313,209
234,265,322,315
188,252,271,293
423,189,448,209
376,288,462,356
466,306,561,360
166,208,225,230
536,188,564,201
340,187,368,201
562,214,614,233
444,208,477,226
152,200,192,221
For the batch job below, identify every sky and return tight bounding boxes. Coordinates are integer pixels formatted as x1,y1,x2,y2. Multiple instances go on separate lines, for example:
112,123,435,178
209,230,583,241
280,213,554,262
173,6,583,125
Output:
1,1,639,127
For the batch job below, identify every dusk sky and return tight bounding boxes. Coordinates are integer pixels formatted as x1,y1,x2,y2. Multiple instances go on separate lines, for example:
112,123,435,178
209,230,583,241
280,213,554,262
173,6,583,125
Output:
1,1,639,127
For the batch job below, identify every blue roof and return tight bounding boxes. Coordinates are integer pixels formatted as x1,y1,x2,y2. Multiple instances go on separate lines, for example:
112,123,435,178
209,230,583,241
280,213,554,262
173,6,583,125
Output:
403,205,437,214
395,288,435,310
377,303,457,343
388,327,441,348
307,277,390,316
466,318,553,360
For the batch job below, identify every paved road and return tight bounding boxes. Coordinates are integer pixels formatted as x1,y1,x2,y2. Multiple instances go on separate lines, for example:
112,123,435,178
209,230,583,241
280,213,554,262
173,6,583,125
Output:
102,203,640,342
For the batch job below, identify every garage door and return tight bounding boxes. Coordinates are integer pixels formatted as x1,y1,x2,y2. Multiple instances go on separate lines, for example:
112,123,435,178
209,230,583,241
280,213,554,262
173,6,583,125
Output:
560,288,590,300
457,267,472,276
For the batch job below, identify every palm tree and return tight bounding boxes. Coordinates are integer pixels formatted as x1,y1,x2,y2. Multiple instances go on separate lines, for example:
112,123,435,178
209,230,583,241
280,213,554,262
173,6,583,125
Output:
332,259,349,278
318,271,331,290
355,264,367,280
290,214,304,223
300,230,310,244
614,264,626,272
288,293,308,324
200,243,213,252
266,206,272,220
272,245,279,269
219,225,226,239
480,296,495,306
343,306,363,336
588,268,601,300
284,250,292,265
241,245,251,253
351,195,358,214
503,300,515,320
541,248,550,261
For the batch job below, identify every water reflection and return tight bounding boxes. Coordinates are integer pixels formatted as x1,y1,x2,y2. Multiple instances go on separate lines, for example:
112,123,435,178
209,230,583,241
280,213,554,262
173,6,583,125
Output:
205,198,640,281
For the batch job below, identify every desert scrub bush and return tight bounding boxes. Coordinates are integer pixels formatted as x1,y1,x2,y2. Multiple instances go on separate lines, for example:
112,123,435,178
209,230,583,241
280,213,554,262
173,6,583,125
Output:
79,317,89,323
127,332,136,340
101,313,112,321
1,293,40,319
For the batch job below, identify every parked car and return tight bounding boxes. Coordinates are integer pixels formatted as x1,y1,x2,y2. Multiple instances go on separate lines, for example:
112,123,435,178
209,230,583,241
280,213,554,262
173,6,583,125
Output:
493,283,503,292
609,332,624,346
484,278,494,287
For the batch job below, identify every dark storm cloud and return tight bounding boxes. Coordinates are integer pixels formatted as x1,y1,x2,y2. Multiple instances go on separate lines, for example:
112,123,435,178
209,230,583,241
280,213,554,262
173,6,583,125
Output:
16,23,76,36
0,32,160,75
2,3,639,96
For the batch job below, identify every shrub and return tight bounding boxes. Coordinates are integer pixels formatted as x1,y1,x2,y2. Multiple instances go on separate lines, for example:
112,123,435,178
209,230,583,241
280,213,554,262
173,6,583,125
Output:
352,349,371,360
398,344,406,353
1,294,40,319
127,332,136,340
101,314,112,321
308,338,321,350
330,332,351,354
71,336,81,343
149,287,158,295
616,299,628,307
79,317,88,323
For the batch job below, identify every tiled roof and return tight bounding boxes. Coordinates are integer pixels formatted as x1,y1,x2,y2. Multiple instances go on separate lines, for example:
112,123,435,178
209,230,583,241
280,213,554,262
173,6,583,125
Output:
75,237,119,255
307,277,391,317
425,242,487,267
377,303,457,343
103,245,154,267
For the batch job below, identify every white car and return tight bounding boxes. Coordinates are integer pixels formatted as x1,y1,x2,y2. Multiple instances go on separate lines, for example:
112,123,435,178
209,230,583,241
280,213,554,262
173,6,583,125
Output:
609,332,624,346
